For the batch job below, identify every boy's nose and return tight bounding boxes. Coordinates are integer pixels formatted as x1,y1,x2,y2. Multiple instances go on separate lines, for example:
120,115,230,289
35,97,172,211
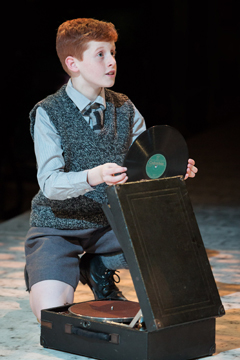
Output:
108,55,116,67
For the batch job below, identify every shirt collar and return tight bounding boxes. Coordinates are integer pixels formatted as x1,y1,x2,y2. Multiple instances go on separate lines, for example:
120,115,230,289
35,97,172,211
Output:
65,79,106,112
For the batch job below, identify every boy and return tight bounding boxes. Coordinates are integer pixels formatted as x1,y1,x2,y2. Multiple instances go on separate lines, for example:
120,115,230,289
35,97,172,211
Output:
25,18,198,321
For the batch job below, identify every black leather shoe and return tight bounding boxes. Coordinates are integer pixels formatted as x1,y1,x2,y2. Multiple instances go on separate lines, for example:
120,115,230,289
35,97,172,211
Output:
79,253,127,301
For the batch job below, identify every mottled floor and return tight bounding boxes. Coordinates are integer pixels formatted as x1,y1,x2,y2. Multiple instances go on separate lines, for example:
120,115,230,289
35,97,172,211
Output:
0,119,239,359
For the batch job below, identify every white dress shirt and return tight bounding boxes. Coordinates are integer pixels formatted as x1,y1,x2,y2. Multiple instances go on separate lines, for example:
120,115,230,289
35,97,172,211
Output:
34,79,146,200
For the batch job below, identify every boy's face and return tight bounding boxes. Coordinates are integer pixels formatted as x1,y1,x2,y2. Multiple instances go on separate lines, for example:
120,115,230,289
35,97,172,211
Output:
73,40,117,93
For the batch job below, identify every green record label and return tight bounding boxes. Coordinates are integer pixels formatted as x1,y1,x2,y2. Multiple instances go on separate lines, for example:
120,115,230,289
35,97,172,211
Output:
146,154,167,179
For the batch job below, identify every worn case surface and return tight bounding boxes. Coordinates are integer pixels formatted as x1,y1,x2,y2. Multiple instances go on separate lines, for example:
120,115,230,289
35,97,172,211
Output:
41,177,224,360
103,177,224,331
41,305,216,360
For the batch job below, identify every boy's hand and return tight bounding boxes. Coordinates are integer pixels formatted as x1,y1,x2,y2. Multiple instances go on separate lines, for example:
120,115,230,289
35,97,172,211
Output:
184,159,198,180
87,163,128,186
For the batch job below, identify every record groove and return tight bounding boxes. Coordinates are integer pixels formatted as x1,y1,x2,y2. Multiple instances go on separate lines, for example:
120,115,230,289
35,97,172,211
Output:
124,125,189,182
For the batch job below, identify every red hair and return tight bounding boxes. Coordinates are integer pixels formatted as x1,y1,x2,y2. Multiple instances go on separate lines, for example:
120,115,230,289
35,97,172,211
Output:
56,18,118,74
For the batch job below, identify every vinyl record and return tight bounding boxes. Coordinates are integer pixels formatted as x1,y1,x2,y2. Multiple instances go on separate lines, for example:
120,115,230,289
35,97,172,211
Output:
123,125,189,182
69,300,140,323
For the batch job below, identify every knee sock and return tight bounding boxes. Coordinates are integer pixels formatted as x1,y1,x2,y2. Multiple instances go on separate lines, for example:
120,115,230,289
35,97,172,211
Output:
100,252,129,270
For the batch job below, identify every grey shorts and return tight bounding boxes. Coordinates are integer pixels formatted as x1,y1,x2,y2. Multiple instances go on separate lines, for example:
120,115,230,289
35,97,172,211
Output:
25,225,122,291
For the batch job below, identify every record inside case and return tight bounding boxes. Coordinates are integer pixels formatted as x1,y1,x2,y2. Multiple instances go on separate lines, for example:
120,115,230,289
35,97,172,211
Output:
124,125,189,182
69,300,140,323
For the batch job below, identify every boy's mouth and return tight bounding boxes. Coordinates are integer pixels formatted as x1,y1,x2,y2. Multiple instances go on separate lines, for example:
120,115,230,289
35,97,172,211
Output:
106,70,115,76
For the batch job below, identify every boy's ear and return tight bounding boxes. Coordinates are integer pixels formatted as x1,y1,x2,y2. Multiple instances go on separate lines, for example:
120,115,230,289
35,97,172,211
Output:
65,56,79,73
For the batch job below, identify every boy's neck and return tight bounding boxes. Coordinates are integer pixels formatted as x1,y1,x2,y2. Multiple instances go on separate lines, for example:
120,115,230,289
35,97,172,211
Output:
71,77,102,101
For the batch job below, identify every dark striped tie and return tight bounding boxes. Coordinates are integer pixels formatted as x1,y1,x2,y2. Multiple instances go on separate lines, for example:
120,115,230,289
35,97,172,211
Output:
83,104,104,133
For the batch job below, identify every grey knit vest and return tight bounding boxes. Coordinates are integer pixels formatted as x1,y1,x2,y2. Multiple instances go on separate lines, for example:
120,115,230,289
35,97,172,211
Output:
29,85,134,229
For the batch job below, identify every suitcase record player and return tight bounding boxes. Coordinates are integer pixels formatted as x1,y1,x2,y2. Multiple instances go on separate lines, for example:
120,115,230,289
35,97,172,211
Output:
41,176,224,360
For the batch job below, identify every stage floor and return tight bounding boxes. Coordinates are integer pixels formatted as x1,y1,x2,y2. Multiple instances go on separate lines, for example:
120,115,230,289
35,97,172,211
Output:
0,119,239,359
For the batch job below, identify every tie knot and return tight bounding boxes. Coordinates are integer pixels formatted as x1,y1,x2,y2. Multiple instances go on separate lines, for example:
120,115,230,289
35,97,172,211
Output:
83,103,103,116
82,103,104,132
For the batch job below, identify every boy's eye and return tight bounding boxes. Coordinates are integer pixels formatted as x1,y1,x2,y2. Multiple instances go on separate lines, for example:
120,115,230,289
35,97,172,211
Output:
97,52,104,57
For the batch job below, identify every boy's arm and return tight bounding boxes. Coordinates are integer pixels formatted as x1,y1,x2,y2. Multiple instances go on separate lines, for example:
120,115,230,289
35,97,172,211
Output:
34,107,95,200
130,105,146,144
34,107,128,200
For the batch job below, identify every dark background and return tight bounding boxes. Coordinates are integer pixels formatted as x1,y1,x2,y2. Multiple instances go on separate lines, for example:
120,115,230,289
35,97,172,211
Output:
1,0,240,221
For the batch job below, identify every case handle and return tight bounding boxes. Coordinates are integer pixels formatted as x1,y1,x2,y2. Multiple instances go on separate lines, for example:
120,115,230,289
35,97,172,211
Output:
65,324,119,344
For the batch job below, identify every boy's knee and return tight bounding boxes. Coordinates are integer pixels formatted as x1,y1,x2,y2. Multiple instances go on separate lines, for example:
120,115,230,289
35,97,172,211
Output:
29,280,74,321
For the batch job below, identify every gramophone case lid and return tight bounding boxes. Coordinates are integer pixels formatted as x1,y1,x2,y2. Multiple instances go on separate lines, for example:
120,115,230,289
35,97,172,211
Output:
104,177,224,332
